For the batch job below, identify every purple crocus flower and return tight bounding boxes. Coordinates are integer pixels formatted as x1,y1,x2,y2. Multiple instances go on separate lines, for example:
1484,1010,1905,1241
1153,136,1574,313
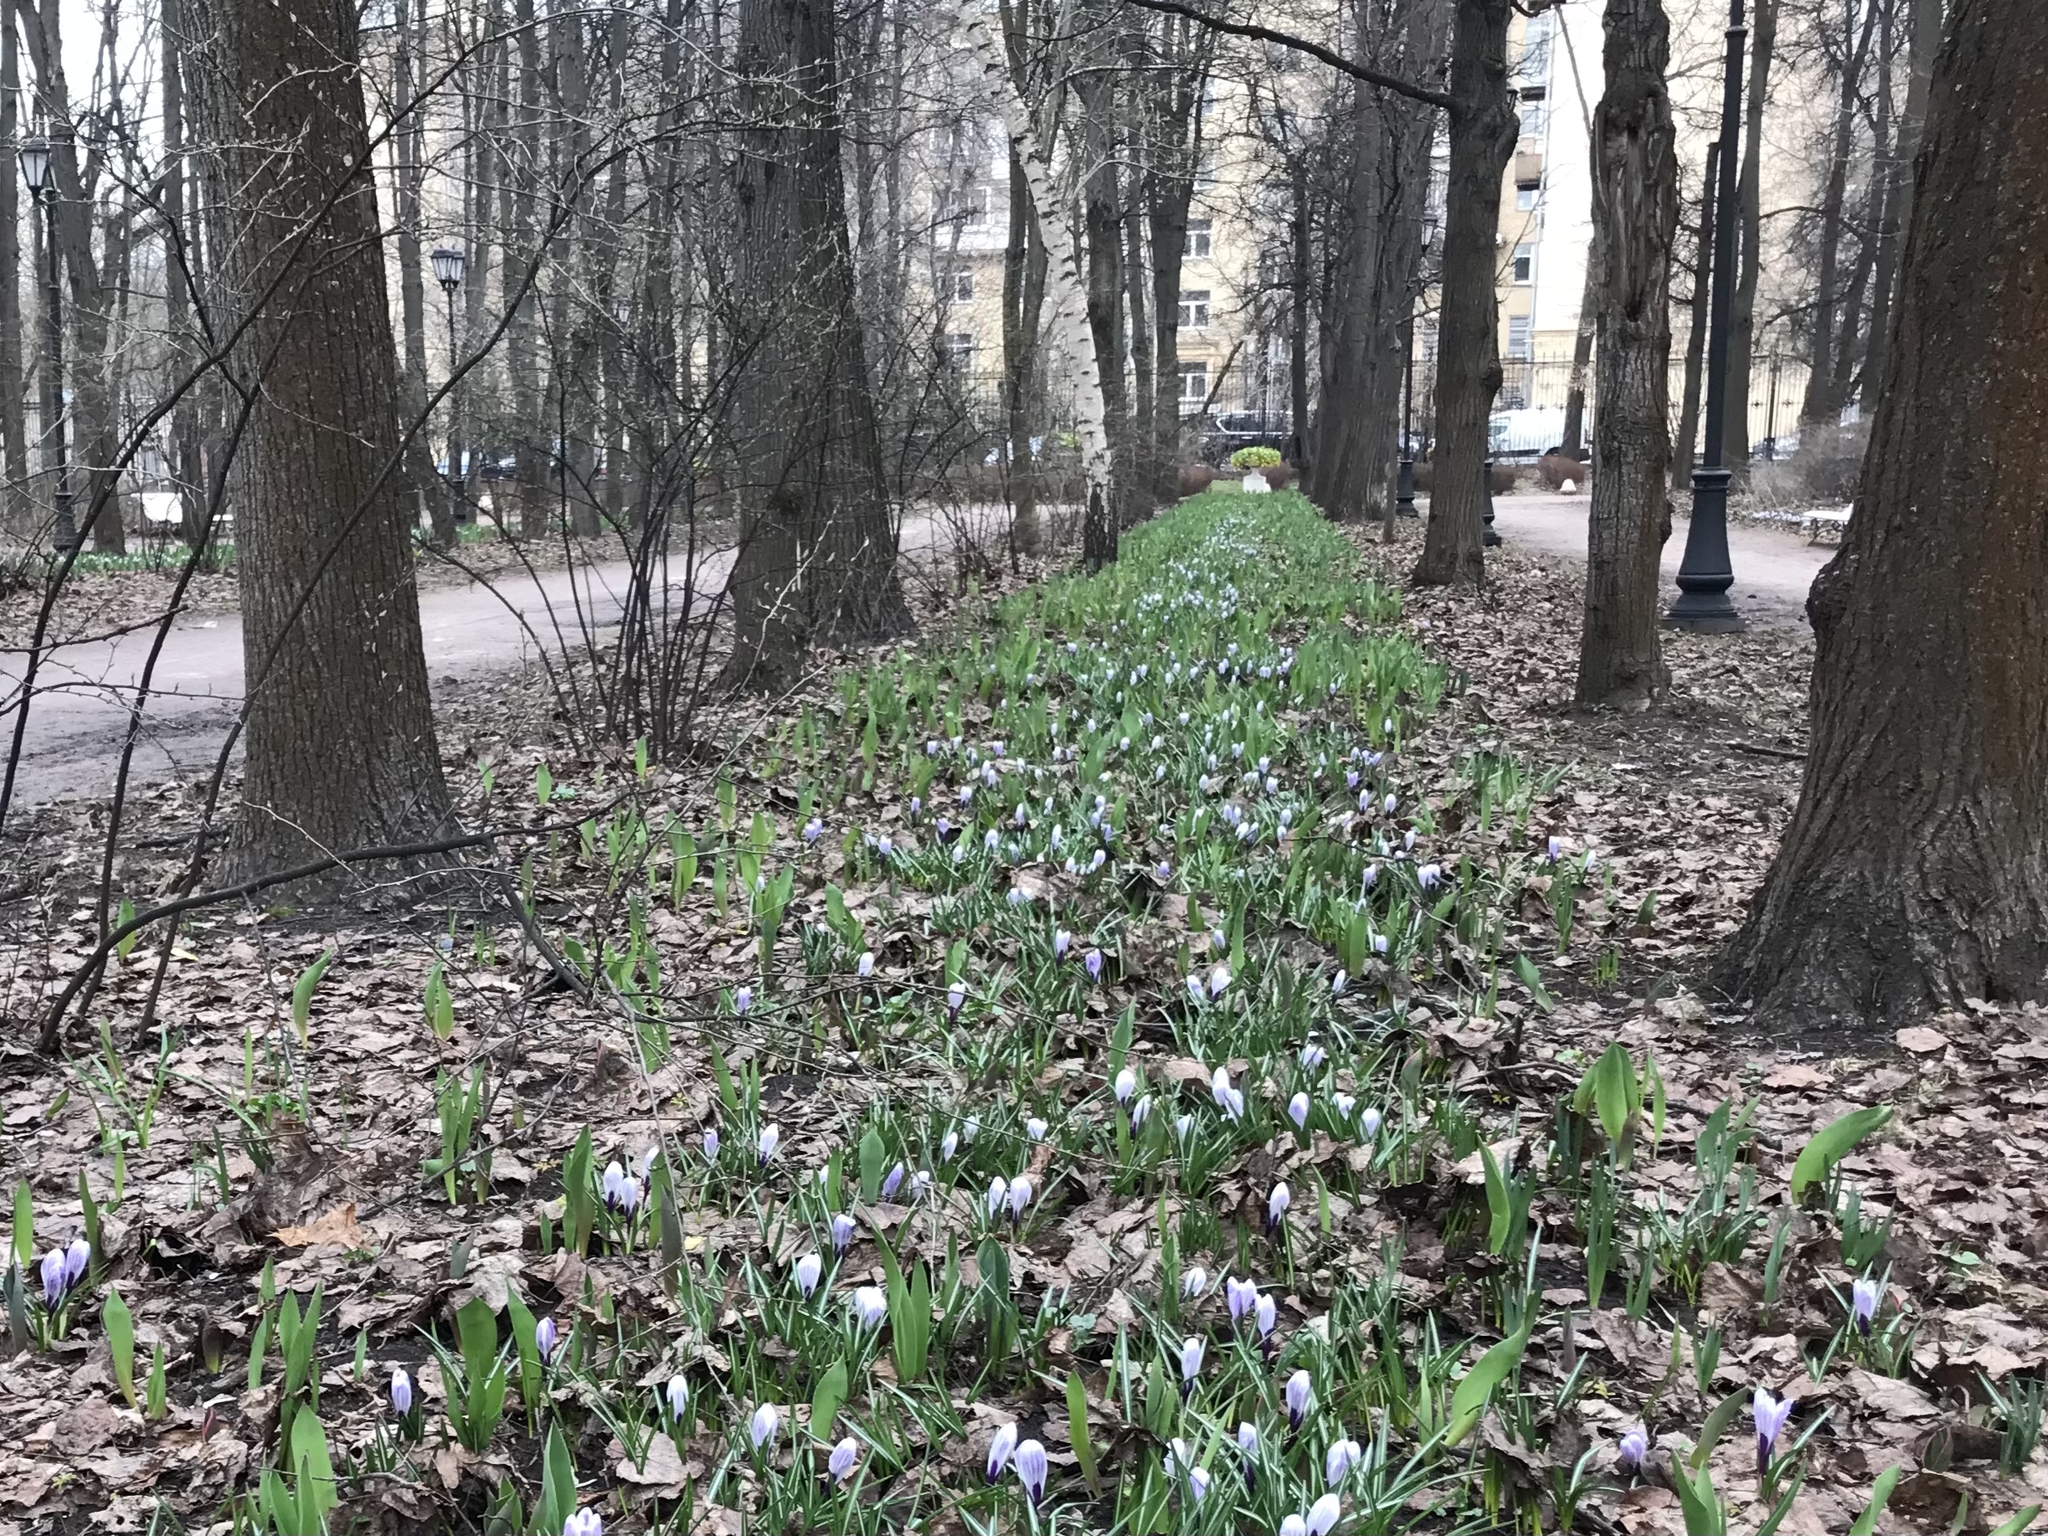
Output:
1618,1426,1648,1470
986,1422,1018,1482
703,1127,720,1160
1085,948,1104,982
829,1435,859,1481
390,1367,413,1415
534,1316,559,1362
1014,1438,1048,1504
38,1249,68,1310
1226,1277,1258,1324
852,1286,887,1329
1287,1093,1310,1131
794,1253,823,1297
750,1402,780,1449
1268,1181,1292,1231
1324,1435,1361,1486
1237,1421,1259,1489
1752,1388,1794,1471
832,1212,856,1254
946,981,966,1021
1179,1336,1205,1398
1286,1369,1314,1430
733,985,752,1015
563,1510,603,1536
1307,1493,1342,1536
1851,1276,1881,1334
880,1163,906,1201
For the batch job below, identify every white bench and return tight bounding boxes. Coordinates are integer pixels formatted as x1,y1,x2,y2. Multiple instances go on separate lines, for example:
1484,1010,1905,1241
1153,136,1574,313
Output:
1803,508,1853,545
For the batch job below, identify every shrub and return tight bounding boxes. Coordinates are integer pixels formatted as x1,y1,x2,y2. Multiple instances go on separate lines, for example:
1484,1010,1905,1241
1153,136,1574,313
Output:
1229,445,1282,471
1748,419,1869,507
1536,454,1591,492
1178,464,1217,498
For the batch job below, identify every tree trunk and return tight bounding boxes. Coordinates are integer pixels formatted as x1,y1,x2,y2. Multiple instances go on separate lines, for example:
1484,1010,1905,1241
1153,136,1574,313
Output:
718,0,910,694
1123,184,1156,522
1558,240,1599,459
1143,9,1208,509
0,12,29,538
392,0,449,549
1074,19,1130,568
1858,0,1936,404
160,0,207,556
1724,0,1776,482
1672,140,1718,491
1413,0,1514,587
1290,160,1311,471
1003,146,1049,555
1716,0,2048,1031
1575,0,1676,708
184,0,452,879
1799,0,1879,427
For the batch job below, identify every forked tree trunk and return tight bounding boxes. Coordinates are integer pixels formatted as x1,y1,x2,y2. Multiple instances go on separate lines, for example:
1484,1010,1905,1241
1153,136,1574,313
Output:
1716,0,2048,1030
1413,0,1514,587
1574,0,1675,708
184,0,452,880
718,0,910,694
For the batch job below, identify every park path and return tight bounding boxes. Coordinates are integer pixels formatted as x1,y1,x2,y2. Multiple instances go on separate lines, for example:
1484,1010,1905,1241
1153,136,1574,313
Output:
1,516,947,811
1488,492,1831,626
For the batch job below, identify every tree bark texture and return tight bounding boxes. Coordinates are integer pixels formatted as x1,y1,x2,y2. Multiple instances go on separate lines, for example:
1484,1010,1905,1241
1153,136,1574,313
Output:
392,0,449,549
1413,0,1514,587
1575,0,1676,708
0,12,28,537
718,0,910,694
1798,0,1878,427
1723,0,1775,481
1716,0,2048,1031
183,0,451,878
1672,140,1717,491
1073,14,1130,567
1858,0,1937,404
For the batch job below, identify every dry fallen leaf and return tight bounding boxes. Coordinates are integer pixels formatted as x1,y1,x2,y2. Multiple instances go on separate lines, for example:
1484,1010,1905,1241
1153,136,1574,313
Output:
269,1202,365,1249
1894,1025,1948,1054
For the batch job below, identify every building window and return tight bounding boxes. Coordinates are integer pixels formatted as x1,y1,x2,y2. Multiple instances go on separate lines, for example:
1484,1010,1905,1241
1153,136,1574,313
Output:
1512,245,1535,284
1518,12,1554,84
944,332,976,368
1516,179,1541,211
937,186,989,228
940,268,974,301
1178,361,1209,406
1507,316,1533,359
1518,89,1547,140
1179,289,1212,329
1185,218,1213,259
1193,153,1218,192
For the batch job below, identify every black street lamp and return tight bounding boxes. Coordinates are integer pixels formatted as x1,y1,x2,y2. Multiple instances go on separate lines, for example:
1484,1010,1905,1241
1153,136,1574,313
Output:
1397,216,1437,520
431,245,467,527
20,137,76,554
1667,0,1747,631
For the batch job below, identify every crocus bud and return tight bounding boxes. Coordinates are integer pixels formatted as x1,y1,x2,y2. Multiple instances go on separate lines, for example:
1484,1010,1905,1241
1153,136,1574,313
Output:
757,1125,780,1164
703,1128,720,1160
1618,1427,1648,1469
750,1402,780,1449
1324,1435,1361,1486
38,1248,67,1309
1286,1369,1313,1430
1268,1181,1292,1229
1751,1388,1793,1471
1307,1493,1343,1536
1114,1067,1138,1104
535,1316,559,1362
831,1213,856,1254
1186,974,1206,1004
940,1131,959,1162
1418,863,1442,890
881,1163,906,1201
1281,1518,1309,1536
1179,1336,1205,1396
986,1177,1009,1218
1256,1294,1277,1340
1360,1107,1383,1139
908,1169,933,1200
390,1367,413,1415
856,951,874,978
1014,1438,1048,1504
1008,1175,1033,1222
852,1286,887,1329
794,1252,822,1298
986,1421,1018,1482
1131,1095,1154,1128
1237,1421,1259,1489
1301,1042,1327,1070
62,1238,89,1287
1287,1093,1310,1131
1210,1067,1244,1121
1053,929,1071,959
947,982,966,1018
665,1375,689,1420
1851,1276,1881,1334
1207,964,1231,998
733,986,752,1015
1226,1277,1257,1324
829,1435,859,1481
1085,949,1104,982
1186,1466,1210,1503
1332,970,1348,998
1181,1265,1208,1299
563,1511,603,1536
1332,1093,1356,1123
1026,1117,1048,1141
961,1116,979,1144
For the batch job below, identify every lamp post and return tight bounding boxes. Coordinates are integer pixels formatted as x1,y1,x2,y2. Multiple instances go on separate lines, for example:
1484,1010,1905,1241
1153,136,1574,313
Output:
20,137,76,554
1397,216,1437,520
1667,0,1747,631
431,244,466,527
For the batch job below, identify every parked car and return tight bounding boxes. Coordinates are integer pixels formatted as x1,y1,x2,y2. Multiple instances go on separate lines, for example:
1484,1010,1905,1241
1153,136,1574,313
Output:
1488,406,1568,461
1202,411,1293,464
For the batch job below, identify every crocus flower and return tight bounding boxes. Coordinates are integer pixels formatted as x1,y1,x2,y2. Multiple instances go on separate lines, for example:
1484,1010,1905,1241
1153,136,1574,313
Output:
757,1125,780,1164
601,1161,641,1213
832,1213,856,1254
1417,863,1442,890
1186,1465,1211,1503
535,1316,559,1362
1114,1067,1138,1104
1256,1293,1277,1345
1008,1175,1033,1222
390,1367,413,1415
1182,1265,1208,1299
1618,1427,1648,1469
733,986,752,1015
1332,1092,1357,1123
1085,949,1104,982
1131,1095,1154,1128
1268,1182,1292,1230
1307,1493,1343,1536
794,1252,823,1297
1301,1041,1327,1069
1211,1067,1244,1121
1227,1277,1258,1324
38,1249,68,1309
856,951,875,978
1014,1437,1048,1504
1287,1093,1310,1131
1324,1435,1361,1486
1751,1388,1793,1471
941,1131,959,1162
1186,974,1206,1004
1546,835,1562,863
703,1128,720,1160
908,1169,933,1200
1281,1519,1309,1536
62,1238,86,1285
986,1422,1019,1481
1053,929,1071,959
1207,964,1231,999
852,1286,887,1329
665,1375,689,1420
881,1163,906,1201
986,1177,1009,1218
750,1402,780,1450
961,1115,979,1144
563,1512,603,1536
1179,1336,1205,1397
1026,1117,1048,1141
1237,1421,1259,1488
1176,1113,1195,1140
947,981,966,1019
804,818,824,844
829,1436,859,1480
1360,1107,1383,1139
1851,1276,1881,1334
1286,1369,1314,1429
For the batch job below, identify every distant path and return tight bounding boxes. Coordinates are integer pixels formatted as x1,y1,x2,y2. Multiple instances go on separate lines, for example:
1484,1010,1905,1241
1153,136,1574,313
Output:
1488,493,1831,626
1,516,944,811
